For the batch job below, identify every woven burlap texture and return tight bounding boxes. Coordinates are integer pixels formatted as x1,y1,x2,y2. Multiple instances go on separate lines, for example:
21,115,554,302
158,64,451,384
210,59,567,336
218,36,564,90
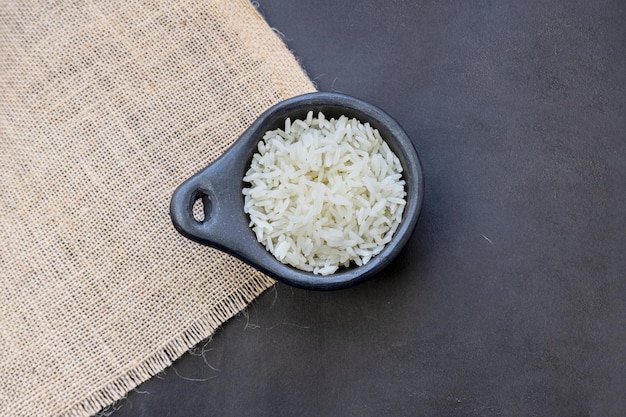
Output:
0,1,314,416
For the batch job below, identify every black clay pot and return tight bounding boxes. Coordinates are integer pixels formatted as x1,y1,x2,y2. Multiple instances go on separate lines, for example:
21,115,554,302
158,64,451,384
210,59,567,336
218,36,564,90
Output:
170,92,424,290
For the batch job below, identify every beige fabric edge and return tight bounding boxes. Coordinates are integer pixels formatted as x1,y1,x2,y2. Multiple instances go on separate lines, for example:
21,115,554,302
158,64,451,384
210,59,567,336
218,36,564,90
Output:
63,276,274,417
221,1,314,97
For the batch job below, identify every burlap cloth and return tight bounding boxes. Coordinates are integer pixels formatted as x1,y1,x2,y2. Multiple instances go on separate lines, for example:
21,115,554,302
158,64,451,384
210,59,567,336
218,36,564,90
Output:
0,1,314,416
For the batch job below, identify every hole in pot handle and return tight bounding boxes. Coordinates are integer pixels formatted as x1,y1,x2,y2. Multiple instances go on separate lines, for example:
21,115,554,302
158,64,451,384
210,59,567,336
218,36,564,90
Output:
169,173,216,246
192,192,212,222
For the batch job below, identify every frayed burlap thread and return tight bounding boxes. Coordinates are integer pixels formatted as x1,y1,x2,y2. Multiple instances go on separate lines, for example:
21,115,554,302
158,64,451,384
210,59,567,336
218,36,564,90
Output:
0,1,314,416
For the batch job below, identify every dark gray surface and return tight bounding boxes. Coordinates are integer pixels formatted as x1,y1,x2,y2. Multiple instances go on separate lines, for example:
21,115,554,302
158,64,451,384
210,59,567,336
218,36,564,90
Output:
104,1,626,416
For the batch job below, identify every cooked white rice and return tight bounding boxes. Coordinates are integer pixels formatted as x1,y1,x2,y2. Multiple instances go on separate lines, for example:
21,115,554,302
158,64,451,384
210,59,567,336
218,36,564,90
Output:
242,111,406,275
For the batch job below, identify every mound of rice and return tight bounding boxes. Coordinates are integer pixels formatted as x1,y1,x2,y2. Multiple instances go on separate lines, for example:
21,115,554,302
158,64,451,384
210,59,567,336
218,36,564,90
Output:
243,111,406,275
